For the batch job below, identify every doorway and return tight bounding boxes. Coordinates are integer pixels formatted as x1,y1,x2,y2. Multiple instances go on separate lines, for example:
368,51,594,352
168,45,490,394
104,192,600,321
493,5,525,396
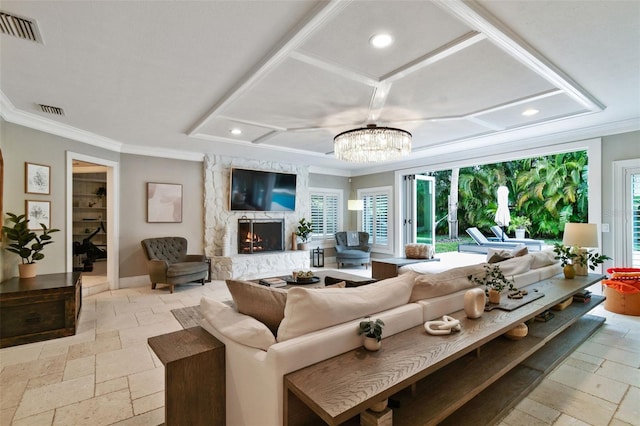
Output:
66,152,119,291
402,174,436,247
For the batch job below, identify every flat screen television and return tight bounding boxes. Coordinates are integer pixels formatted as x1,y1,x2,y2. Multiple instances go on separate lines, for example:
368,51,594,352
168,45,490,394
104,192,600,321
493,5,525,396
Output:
229,168,297,212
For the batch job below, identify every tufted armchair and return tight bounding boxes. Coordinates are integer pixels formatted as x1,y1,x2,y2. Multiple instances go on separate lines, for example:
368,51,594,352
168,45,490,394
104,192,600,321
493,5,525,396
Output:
335,231,371,269
141,237,209,293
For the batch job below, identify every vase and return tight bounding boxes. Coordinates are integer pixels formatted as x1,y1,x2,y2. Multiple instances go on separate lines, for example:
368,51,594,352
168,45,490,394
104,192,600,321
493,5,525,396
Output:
464,288,486,318
574,263,588,276
563,264,576,279
363,336,381,351
515,229,526,239
297,242,308,251
18,263,37,278
488,288,501,304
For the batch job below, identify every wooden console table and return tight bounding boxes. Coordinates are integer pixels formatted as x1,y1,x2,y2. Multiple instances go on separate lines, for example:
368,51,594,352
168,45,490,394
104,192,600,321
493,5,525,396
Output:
148,326,225,426
284,273,605,426
372,257,440,280
0,272,82,348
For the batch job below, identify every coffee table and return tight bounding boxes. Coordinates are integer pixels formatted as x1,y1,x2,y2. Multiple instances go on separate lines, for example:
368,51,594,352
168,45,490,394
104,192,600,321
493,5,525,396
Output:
254,270,372,289
372,257,440,280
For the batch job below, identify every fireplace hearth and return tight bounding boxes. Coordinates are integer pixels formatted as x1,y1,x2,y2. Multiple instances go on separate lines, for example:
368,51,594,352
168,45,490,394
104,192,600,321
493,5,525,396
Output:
237,218,284,254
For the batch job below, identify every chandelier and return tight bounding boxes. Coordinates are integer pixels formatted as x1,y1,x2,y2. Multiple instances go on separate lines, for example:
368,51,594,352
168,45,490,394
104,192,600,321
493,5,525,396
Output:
334,124,412,163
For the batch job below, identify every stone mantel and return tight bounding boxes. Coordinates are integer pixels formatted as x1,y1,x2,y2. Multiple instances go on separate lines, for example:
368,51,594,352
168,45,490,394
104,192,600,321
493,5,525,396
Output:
211,250,310,280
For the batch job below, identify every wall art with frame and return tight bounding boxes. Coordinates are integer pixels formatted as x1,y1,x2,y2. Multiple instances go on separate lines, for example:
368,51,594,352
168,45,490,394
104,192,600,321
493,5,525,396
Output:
147,182,183,223
25,162,51,195
26,200,51,230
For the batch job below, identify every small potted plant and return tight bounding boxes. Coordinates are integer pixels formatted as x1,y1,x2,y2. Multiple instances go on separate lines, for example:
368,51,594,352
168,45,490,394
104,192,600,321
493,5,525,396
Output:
358,316,385,351
295,218,313,251
553,243,578,279
2,212,59,278
508,216,532,239
469,264,517,304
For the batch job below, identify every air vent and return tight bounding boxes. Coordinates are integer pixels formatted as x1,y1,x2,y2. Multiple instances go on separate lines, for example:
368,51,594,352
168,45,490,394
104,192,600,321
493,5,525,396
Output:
38,104,64,116
0,11,41,43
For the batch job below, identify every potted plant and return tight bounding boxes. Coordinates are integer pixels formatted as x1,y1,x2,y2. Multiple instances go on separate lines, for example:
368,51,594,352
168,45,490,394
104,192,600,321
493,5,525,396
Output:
553,243,577,279
358,316,385,351
508,216,532,239
295,218,313,251
469,264,517,304
2,212,59,278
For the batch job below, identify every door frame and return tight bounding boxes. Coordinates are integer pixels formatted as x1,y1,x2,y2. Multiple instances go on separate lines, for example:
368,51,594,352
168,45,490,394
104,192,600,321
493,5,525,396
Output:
66,152,120,290
613,158,640,266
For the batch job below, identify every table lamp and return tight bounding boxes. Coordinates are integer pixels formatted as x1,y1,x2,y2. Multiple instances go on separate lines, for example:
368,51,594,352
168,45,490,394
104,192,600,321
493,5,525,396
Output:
562,223,599,275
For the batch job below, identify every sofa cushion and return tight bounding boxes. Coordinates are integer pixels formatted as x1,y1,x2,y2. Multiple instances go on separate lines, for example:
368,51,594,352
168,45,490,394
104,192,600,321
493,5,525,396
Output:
226,280,288,335
410,263,487,302
166,261,209,277
495,255,533,276
277,272,416,342
200,296,276,351
529,248,558,269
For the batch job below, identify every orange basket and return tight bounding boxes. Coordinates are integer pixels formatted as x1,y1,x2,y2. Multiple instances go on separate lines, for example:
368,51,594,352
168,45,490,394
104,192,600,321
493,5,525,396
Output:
602,268,640,315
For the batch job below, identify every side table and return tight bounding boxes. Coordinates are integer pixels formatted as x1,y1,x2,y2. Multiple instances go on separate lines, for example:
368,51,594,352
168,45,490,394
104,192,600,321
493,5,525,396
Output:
148,326,225,426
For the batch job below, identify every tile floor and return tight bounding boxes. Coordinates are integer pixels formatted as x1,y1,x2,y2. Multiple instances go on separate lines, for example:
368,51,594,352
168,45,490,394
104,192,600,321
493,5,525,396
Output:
0,266,638,426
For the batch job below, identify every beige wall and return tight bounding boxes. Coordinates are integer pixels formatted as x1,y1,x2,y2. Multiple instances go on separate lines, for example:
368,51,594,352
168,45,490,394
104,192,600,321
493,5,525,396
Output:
0,120,204,282
119,154,203,278
1,120,119,282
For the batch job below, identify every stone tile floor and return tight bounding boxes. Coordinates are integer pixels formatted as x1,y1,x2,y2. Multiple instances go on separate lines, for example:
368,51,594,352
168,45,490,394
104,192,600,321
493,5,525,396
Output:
1,265,638,425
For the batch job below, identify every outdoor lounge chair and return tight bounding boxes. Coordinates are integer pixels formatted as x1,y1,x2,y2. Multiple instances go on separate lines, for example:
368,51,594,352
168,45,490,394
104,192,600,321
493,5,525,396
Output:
489,225,545,251
458,227,527,254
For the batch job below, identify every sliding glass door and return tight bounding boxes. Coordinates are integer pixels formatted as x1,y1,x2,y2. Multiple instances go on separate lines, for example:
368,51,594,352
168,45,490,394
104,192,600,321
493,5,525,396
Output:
402,175,435,246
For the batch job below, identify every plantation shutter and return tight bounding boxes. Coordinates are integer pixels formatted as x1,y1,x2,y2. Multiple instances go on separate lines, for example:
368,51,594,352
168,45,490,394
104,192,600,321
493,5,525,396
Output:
310,191,341,241
360,189,391,250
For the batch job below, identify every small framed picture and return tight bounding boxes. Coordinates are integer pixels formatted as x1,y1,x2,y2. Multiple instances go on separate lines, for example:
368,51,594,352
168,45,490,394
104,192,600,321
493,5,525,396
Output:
26,200,51,230
25,162,51,194
147,182,183,223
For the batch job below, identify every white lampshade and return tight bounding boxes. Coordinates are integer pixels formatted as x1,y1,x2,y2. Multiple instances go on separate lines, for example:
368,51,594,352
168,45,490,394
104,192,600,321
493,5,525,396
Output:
562,223,599,248
348,199,364,211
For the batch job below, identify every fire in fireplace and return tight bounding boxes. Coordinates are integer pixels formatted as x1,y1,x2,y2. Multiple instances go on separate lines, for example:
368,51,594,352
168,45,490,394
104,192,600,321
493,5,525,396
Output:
237,218,284,254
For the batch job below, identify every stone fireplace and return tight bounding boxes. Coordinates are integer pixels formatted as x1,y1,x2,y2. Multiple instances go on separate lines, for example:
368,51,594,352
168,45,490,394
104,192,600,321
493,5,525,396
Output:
237,218,284,254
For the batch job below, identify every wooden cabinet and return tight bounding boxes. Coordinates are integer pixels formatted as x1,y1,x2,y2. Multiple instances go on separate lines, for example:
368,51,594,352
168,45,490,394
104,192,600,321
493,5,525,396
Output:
0,272,82,348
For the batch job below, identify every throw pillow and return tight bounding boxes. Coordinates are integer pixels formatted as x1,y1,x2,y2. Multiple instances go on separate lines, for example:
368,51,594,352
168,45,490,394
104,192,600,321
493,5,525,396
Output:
226,280,287,335
410,263,487,302
200,296,276,351
495,255,533,276
486,246,529,263
529,249,558,269
277,272,416,342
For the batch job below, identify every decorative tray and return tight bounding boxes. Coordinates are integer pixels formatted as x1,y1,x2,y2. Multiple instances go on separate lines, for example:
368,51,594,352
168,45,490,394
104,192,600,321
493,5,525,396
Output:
286,276,320,285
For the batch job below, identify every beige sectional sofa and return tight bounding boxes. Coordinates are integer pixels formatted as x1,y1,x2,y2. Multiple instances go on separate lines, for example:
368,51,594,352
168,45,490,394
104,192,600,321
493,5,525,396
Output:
199,248,561,426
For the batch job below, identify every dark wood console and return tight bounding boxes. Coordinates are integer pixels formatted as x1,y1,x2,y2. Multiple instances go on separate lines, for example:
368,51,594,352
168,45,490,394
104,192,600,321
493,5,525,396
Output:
0,272,82,348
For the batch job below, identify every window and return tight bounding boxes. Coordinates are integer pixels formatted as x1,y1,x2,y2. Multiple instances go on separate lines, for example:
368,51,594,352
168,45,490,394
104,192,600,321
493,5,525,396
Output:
309,189,342,243
359,186,392,253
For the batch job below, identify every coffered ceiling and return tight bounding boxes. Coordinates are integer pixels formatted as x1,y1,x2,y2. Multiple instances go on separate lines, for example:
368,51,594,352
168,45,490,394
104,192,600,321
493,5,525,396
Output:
1,1,639,174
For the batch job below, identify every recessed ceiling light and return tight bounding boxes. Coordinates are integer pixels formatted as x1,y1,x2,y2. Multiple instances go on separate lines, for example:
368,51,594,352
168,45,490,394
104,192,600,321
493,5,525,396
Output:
230,128,242,135
522,109,539,116
369,33,393,49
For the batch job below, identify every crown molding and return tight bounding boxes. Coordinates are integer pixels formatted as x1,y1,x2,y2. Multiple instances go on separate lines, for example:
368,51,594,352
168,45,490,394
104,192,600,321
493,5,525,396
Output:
120,143,204,162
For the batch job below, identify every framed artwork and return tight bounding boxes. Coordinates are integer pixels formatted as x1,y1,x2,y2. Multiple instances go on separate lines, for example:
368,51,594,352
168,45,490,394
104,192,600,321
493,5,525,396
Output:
25,162,51,194
147,183,183,223
26,200,51,230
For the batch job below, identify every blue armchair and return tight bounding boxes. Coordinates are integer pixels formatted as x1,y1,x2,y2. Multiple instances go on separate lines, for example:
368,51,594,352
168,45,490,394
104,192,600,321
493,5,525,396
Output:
335,231,371,269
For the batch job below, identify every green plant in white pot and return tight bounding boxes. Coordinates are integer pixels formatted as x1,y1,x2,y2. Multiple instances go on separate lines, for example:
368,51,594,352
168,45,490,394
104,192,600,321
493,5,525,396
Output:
508,216,532,239
2,213,59,278
295,218,313,251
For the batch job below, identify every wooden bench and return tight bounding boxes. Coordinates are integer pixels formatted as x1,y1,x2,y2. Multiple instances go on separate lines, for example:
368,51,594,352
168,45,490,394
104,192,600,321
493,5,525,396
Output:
284,273,605,425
